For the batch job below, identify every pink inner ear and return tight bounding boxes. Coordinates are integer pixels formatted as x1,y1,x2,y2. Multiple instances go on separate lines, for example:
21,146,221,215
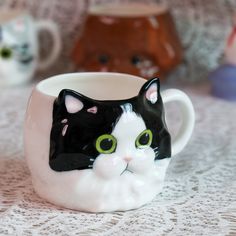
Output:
65,95,83,113
146,83,158,104
87,106,98,114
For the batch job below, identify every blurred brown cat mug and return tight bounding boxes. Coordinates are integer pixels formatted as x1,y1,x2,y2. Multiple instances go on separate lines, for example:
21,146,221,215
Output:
72,3,183,79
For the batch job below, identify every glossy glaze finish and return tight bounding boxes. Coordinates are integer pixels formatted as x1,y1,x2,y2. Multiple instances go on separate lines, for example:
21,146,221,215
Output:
49,78,171,172
24,72,194,212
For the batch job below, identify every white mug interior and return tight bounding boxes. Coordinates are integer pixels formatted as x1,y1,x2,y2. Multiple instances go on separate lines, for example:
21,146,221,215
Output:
37,72,145,99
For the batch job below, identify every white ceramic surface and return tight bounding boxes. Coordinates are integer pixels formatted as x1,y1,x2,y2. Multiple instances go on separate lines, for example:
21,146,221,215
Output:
24,72,195,212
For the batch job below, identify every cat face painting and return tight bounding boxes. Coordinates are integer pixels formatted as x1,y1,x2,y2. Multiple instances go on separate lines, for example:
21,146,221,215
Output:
0,16,36,86
46,78,172,212
50,78,171,174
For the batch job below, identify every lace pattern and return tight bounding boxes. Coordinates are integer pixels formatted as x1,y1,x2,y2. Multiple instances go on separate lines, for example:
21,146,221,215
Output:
0,0,236,234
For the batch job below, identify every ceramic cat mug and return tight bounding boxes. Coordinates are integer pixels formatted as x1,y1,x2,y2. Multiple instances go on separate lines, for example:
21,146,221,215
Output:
0,10,61,86
24,72,195,212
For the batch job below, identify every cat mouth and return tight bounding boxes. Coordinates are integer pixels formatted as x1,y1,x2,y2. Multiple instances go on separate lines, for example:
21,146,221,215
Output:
19,56,34,64
120,164,133,175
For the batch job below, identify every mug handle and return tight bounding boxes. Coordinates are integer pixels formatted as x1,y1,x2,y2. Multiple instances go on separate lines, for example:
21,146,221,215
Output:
35,20,61,70
161,89,195,156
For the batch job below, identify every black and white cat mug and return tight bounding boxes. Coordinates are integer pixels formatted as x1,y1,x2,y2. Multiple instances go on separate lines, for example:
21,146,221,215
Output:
24,72,195,212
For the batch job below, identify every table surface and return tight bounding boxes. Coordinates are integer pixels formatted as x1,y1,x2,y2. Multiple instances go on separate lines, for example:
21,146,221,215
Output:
0,81,236,236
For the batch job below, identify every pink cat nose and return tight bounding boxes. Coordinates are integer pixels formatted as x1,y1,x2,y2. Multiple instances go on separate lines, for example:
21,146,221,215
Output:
124,157,132,163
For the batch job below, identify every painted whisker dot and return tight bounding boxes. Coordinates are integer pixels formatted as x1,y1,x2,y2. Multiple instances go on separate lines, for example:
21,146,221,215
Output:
62,124,68,136
61,119,68,123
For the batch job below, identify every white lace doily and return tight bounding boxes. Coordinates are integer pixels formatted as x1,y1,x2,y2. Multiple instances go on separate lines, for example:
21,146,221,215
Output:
0,82,236,235
0,0,236,234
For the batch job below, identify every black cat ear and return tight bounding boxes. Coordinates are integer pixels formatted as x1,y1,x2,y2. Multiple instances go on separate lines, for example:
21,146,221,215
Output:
58,90,84,114
57,89,100,114
139,78,160,104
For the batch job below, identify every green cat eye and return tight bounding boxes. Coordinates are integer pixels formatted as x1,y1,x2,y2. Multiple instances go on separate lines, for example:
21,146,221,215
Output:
0,47,12,59
135,129,153,149
96,134,117,154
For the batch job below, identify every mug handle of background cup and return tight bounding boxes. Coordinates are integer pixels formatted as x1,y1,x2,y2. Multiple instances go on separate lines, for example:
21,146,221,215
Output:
161,89,195,156
35,20,61,70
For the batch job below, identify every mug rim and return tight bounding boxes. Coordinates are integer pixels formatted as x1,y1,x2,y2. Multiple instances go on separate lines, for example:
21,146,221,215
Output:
36,72,147,100
88,3,168,17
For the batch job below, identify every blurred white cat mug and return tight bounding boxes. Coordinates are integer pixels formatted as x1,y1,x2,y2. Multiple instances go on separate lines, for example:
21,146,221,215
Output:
0,10,61,86
24,72,195,213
